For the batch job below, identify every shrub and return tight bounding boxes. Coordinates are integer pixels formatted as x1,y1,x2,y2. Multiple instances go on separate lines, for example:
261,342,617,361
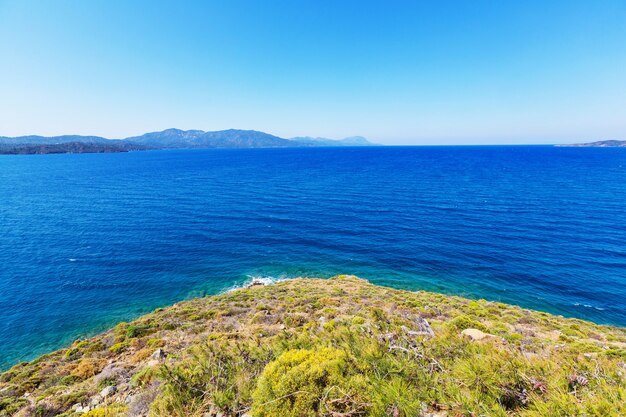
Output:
130,366,158,388
71,358,106,379
126,324,153,338
82,404,127,417
59,374,81,385
322,319,337,331
352,316,366,325
109,342,128,354
146,338,166,348
131,348,154,364
0,397,29,416
151,342,270,416
251,348,370,417
449,314,488,332
369,308,387,323
56,389,89,408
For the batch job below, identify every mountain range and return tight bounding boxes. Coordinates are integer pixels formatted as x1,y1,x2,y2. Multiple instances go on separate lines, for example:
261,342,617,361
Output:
0,129,377,154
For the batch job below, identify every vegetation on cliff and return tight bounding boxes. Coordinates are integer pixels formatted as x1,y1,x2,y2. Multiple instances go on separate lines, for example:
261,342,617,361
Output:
1,276,625,416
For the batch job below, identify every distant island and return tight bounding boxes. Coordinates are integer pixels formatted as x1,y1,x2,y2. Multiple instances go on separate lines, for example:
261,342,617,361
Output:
0,129,378,155
557,140,626,147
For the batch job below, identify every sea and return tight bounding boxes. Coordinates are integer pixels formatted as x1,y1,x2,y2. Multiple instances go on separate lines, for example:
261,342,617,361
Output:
1,145,625,369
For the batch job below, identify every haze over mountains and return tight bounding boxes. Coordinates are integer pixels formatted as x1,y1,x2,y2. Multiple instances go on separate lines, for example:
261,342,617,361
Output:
0,129,377,154
290,136,372,146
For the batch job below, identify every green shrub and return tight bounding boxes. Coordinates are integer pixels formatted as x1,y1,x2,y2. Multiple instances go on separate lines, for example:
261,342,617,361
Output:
322,319,337,331
126,324,153,338
146,338,166,348
352,316,366,325
0,397,29,416
85,341,106,353
130,366,158,388
604,348,626,358
449,314,488,332
369,307,387,322
162,323,176,331
82,404,127,417
57,389,89,408
152,342,270,416
109,342,128,354
252,348,369,417
59,374,81,385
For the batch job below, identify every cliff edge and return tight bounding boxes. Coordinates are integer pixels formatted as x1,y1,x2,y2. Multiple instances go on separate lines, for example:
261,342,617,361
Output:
1,276,625,417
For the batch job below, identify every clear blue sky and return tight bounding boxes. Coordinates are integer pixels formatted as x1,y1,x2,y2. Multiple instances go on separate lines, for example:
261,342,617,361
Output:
1,0,625,144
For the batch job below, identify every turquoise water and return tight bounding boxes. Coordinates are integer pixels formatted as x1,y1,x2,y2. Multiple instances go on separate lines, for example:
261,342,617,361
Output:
1,146,626,368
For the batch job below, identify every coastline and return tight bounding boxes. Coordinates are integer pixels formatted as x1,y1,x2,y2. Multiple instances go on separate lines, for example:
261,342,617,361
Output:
3,271,619,372
2,275,625,416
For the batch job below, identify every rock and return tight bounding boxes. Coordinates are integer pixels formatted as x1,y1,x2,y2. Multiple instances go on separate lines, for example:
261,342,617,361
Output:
401,317,434,338
204,406,226,417
461,328,493,341
95,363,126,383
417,317,435,337
378,332,397,343
127,383,160,416
521,350,538,359
151,348,167,361
245,278,270,288
583,352,599,359
100,385,116,398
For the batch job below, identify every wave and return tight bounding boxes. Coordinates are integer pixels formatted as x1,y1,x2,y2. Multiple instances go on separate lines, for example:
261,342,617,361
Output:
573,302,606,311
223,275,288,293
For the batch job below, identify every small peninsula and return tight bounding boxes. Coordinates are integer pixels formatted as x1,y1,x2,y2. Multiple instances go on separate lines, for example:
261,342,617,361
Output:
1,276,625,417
0,142,145,155
557,140,626,147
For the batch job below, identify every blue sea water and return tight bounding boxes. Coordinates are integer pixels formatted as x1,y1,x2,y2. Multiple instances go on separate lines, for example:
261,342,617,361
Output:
1,146,626,368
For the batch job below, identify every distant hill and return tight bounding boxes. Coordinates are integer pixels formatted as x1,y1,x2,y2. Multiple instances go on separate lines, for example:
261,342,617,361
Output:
0,135,112,146
557,140,626,147
0,129,377,154
290,135,377,146
125,128,294,149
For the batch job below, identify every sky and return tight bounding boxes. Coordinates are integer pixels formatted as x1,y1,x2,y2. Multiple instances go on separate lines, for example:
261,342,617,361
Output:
1,1,625,145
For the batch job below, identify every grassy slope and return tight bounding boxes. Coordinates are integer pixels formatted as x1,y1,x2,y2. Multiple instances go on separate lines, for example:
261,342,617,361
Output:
1,275,625,417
